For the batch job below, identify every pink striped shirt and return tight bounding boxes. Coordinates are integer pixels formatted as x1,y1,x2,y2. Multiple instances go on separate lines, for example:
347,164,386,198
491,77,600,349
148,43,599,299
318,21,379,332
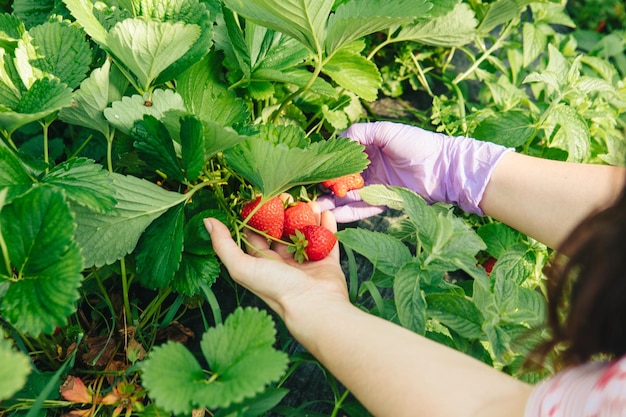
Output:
525,355,626,416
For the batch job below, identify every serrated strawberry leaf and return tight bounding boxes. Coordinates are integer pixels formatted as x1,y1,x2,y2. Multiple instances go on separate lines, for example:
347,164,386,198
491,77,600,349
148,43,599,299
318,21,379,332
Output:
0,146,35,202
131,115,185,182
393,2,478,47
0,186,83,336
140,341,205,415
223,0,333,56
141,307,288,413
177,53,250,127
180,115,205,181
72,173,184,267
224,125,368,197
135,204,184,290
62,0,109,45
173,253,220,296
58,59,128,139
104,88,186,136
325,0,431,54
323,46,381,102
27,20,92,89
0,77,73,135
152,0,215,85
107,18,200,91
0,338,31,402
42,157,117,214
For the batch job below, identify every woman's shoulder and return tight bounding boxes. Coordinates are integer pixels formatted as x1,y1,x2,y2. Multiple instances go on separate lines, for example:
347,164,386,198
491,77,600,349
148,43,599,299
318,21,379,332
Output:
524,355,626,417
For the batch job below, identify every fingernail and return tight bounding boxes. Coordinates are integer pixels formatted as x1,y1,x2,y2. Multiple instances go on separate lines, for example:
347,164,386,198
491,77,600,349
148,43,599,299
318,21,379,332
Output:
203,218,213,233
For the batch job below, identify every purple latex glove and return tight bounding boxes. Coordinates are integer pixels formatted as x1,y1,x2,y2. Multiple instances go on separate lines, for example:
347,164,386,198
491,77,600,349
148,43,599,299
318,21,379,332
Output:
317,121,513,222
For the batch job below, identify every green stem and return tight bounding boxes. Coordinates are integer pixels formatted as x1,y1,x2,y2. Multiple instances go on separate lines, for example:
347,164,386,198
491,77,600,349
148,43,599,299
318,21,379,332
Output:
138,288,172,328
330,389,350,417
200,281,223,326
453,21,514,85
120,257,133,327
271,55,324,123
0,218,12,278
106,130,115,173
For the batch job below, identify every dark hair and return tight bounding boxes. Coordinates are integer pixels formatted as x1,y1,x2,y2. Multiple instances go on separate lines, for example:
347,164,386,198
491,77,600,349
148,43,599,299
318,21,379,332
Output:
534,186,626,368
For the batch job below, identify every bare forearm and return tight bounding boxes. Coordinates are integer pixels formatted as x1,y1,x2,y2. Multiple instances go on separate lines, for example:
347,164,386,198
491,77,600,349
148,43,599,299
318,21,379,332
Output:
284,297,531,417
480,152,626,249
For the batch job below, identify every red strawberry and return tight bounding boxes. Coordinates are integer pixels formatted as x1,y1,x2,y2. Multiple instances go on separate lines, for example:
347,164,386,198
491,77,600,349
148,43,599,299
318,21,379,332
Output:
289,225,337,262
481,256,497,276
240,196,284,239
283,202,317,239
321,173,365,198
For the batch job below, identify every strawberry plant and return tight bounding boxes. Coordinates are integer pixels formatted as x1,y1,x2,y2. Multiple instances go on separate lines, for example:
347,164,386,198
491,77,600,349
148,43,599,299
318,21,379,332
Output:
0,0,625,416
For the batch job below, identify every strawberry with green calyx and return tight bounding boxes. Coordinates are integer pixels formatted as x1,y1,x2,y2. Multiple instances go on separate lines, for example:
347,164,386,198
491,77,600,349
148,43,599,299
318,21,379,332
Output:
240,195,285,239
283,202,317,239
321,173,365,198
288,225,337,262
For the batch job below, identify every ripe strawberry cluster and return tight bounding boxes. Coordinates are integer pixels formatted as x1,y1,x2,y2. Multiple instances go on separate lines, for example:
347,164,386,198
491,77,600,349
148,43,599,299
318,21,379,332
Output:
240,174,364,262
240,196,337,262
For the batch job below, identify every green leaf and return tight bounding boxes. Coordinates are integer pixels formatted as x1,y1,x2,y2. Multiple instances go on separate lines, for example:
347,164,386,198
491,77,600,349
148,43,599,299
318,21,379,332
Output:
199,307,289,408
477,0,520,33
0,338,31,401
394,260,427,334
323,45,381,101
72,173,183,267
522,22,547,67
0,186,83,335
0,13,26,51
0,146,35,202
42,157,117,213
177,53,250,127
173,252,220,296
358,184,403,210
104,88,187,136
253,67,337,97
131,115,185,182
62,0,109,45
426,293,484,339
223,0,333,55
214,388,289,417
393,2,477,47
141,307,288,413
11,0,55,28
180,115,205,181
140,340,206,414
224,126,368,197
476,222,521,259
28,20,92,89
58,59,128,139
490,243,535,286
151,0,215,85
107,18,200,90
472,110,534,148
135,204,184,289
325,0,431,54
203,121,249,160
0,77,73,135
336,228,412,276
545,103,590,162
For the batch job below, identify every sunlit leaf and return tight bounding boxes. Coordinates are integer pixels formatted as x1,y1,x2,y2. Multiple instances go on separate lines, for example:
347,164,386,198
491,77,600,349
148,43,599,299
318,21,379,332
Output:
426,293,484,339
104,88,186,135
393,2,477,47
107,18,200,90
42,157,117,213
72,173,183,267
323,45,381,101
58,59,128,139
0,338,31,401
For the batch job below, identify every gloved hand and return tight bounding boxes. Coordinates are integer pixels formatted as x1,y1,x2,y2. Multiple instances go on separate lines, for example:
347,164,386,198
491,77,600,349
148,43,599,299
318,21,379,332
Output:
317,121,513,222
